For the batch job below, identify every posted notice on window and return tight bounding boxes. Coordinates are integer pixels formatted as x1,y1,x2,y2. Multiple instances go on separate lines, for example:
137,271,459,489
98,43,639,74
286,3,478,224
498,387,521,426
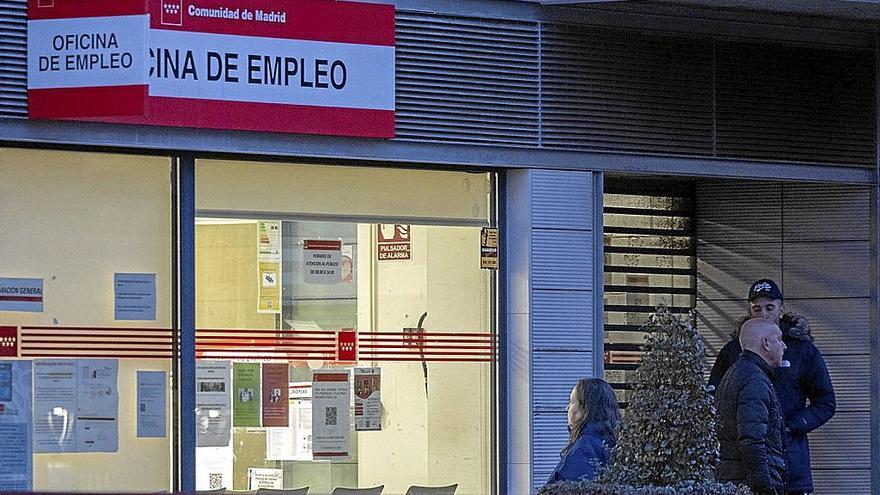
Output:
137,371,166,438
196,361,232,447
33,359,119,453
0,361,33,491
354,367,381,431
233,363,261,427
266,382,312,461
114,273,156,320
312,370,350,460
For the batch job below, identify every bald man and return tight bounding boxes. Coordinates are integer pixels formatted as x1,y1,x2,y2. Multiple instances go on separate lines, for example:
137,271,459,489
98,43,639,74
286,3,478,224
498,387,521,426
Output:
715,318,787,495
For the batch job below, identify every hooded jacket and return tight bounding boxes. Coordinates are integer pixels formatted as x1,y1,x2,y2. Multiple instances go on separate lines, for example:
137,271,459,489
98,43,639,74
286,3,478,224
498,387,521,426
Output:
716,350,786,494
708,313,836,492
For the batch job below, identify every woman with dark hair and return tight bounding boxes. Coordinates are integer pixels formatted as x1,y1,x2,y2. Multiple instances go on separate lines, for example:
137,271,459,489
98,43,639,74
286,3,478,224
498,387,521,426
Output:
546,378,621,483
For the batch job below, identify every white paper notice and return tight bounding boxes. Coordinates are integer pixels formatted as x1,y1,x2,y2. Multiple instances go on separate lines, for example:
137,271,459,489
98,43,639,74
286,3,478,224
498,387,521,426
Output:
266,382,312,461
196,445,233,491
75,360,119,452
354,367,381,431
33,360,78,453
311,370,350,460
137,371,166,438
33,359,119,453
247,467,283,490
196,361,232,447
0,361,33,491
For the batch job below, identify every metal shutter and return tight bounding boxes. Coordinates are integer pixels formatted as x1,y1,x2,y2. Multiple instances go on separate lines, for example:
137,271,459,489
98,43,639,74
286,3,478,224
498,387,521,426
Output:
0,0,26,118
395,11,540,146
529,170,596,492
695,180,872,495
540,23,714,154
715,40,876,167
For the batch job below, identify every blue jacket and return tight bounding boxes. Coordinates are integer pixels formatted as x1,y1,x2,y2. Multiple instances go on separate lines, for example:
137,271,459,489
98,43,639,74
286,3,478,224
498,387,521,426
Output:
546,422,615,484
708,313,836,492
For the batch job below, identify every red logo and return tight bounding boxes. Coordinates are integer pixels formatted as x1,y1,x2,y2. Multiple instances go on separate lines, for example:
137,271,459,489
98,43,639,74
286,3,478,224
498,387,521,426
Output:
0,327,17,358
37,0,54,7
161,0,183,26
336,329,358,362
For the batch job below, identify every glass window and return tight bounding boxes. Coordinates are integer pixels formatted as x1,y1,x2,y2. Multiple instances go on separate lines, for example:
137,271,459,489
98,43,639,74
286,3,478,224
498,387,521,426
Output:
195,160,495,495
0,149,174,492
602,180,696,409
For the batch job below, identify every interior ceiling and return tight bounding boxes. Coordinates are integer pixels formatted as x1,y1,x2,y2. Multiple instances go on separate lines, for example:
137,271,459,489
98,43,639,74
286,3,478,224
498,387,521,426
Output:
533,0,880,22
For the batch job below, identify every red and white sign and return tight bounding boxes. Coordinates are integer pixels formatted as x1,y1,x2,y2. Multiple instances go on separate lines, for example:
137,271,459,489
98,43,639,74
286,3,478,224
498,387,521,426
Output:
27,0,395,137
377,224,411,261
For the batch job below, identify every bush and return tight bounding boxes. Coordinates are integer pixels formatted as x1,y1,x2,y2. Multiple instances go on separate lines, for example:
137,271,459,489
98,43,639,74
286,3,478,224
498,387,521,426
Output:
598,306,719,487
538,480,750,495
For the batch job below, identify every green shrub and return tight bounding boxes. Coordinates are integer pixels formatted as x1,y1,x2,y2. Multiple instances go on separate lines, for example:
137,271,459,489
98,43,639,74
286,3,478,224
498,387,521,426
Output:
538,480,750,495
595,306,725,492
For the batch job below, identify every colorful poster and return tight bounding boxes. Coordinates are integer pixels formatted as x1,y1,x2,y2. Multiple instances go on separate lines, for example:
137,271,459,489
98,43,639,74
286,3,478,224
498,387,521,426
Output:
137,371,166,438
258,261,281,314
247,468,283,490
0,361,32,491
0,277,43,312
257,220,282,260
233,363,261,427
303,240,341,284
311,370,350,460
114,273,157,320
196,361,232,447
261,363,288,427
354,368,381,431
33,359,119,453
267,382,312,461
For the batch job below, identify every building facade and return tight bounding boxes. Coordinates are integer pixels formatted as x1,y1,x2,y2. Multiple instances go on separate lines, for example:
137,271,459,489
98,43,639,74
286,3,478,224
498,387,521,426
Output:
0,0,878,494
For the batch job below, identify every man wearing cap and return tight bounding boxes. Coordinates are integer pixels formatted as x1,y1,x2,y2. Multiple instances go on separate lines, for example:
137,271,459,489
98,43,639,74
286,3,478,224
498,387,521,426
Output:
708,279,835,495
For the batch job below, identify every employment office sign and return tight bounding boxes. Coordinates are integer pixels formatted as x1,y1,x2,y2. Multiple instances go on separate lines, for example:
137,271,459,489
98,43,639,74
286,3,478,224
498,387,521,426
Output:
27,0,395,138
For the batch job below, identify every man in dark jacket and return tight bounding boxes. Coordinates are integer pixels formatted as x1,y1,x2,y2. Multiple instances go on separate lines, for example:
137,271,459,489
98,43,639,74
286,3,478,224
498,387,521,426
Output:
709,279,835,495
716,318,787,495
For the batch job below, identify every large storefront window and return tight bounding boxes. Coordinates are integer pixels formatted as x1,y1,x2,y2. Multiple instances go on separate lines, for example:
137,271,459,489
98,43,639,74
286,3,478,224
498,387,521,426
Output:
0,149,174,492
194,160,495,495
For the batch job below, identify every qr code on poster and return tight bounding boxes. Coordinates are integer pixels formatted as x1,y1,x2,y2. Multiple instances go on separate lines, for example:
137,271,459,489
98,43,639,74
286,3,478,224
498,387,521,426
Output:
325,406,337,426
208,473,223,489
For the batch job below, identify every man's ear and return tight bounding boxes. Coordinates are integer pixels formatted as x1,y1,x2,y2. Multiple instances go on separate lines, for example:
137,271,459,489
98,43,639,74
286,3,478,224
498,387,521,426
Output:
762,337,771,351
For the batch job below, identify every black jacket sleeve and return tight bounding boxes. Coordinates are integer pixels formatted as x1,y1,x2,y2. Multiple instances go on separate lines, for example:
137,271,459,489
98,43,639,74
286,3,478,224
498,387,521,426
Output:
709,340,741,393
736,382,774,492
787,344,836,434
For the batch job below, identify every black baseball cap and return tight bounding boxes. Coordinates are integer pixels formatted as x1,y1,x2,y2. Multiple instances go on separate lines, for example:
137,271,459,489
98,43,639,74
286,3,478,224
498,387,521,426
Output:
748,279,783,302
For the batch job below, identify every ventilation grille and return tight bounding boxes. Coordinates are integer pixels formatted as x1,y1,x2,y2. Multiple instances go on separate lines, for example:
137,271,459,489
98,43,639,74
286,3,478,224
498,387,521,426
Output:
0,0,26,118
394,11,540,146
715,41,876,166
541,24,714,154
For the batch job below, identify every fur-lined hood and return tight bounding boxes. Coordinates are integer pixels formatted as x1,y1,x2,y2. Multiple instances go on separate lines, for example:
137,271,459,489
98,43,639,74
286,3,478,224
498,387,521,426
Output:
730,312,812,342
